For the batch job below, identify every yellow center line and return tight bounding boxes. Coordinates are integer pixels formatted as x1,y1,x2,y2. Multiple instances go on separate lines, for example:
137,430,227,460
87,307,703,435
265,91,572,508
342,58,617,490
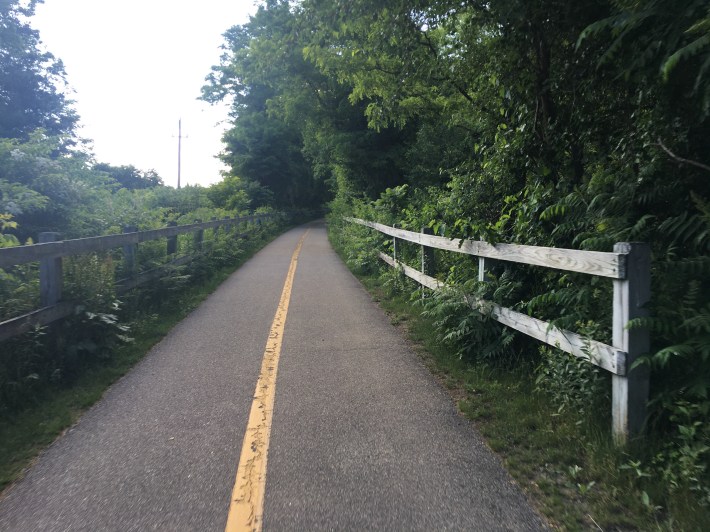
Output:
225,230,310,532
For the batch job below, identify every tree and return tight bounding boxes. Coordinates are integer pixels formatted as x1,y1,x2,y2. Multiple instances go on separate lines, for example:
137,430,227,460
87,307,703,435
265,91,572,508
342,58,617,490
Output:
206,174,273,211
0,133,117,239
241,1,709,510
93,163,164,190
203,0,426,208
0,0,77,139
202,2,323,209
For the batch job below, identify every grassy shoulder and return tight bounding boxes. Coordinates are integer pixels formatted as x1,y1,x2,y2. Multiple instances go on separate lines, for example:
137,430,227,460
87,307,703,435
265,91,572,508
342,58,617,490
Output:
0,228,283,492
335,252,708,531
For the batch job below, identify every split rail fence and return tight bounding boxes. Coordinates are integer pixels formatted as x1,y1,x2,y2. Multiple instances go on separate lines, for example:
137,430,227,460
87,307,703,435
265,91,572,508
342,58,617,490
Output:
0,213,277,342
347,217,651,444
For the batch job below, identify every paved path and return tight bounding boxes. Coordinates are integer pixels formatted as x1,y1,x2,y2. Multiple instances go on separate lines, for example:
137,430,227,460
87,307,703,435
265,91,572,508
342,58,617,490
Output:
0,222,546,531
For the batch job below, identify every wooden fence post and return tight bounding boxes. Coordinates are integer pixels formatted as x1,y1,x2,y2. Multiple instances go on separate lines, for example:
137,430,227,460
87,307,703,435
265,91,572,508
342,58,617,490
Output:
122,226,137,275
612,242,651,444
421,227,434,293
478,257,487,283
167,222,177,255
39,232,62,306
194,219,203,251
478,250,497,284
392,224,398,263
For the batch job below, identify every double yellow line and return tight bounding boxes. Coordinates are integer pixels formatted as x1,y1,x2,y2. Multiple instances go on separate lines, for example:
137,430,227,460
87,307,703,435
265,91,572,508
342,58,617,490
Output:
225,230,309,532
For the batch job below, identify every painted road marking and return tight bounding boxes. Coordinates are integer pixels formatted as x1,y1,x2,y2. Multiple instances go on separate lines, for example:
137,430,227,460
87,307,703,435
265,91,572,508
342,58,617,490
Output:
225,230,309,532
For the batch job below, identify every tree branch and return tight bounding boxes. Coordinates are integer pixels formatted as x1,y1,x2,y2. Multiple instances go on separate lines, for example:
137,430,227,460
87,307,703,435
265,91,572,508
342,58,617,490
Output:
655,138,710,173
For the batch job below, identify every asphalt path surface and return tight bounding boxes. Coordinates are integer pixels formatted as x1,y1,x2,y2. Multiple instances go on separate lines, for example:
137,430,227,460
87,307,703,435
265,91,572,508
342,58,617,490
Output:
0,221,546,531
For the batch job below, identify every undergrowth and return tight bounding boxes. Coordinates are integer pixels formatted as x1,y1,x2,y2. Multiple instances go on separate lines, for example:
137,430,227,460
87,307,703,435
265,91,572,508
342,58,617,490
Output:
0,222,286,491
329,222,710,531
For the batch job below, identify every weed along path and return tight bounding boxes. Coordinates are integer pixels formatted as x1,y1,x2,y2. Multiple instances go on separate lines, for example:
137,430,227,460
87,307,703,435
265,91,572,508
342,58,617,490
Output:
0,221,545,531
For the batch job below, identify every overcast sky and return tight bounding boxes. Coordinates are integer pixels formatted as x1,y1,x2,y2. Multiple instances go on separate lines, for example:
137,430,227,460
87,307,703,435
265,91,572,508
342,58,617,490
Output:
32,0,258,188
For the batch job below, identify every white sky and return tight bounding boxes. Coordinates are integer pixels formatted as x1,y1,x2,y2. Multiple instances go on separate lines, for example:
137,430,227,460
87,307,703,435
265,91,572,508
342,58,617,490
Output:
32,0,259,188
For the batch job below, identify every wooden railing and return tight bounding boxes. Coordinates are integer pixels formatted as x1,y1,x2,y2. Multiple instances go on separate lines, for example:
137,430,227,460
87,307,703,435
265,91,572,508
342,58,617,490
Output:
0,213,278,342
347,217,651,444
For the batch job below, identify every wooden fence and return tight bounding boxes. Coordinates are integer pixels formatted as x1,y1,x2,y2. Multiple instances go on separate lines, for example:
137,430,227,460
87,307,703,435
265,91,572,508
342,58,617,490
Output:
347,217,651,444
0,213,278,342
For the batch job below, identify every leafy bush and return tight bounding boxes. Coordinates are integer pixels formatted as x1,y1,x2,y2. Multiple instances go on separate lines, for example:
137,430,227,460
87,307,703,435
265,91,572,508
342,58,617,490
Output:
422,279,517,365
54,303,133,384
0,327,47,413
653,399,710,506
535,345,609,419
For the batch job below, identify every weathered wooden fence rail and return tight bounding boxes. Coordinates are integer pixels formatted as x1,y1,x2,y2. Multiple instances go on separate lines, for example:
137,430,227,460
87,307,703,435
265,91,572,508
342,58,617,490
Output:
347,217,650,444
0,213,277,342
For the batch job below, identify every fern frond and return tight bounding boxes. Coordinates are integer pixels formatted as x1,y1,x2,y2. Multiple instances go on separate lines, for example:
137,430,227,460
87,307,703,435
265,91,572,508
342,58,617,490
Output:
662,33,710,81
686,15,710,35
680,281,701,313
576,16,619,49
628,214,655,237
587,191,612,212
693,53,710,92
653,343,698,367
629,316,676,337
577,235,616,251
659,211,710,251
656,256,710,276
684,314,710,334
526,291,558,313
539,203,568,221
637,186,669,206
551,221,584,238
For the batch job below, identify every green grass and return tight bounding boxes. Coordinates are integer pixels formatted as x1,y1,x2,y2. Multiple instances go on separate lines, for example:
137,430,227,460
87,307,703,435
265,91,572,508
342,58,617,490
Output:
339,253,710,531
0,228,284,492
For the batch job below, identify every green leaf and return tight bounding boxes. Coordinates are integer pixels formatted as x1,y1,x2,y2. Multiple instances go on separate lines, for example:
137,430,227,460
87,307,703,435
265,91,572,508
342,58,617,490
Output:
662,34,710,81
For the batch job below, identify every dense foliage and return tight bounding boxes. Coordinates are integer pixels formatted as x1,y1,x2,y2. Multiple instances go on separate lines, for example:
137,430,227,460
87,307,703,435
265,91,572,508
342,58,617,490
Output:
0,129,283,411
0,0,285,417
2,0,708,522
205,0,710,519
0,0,77,140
